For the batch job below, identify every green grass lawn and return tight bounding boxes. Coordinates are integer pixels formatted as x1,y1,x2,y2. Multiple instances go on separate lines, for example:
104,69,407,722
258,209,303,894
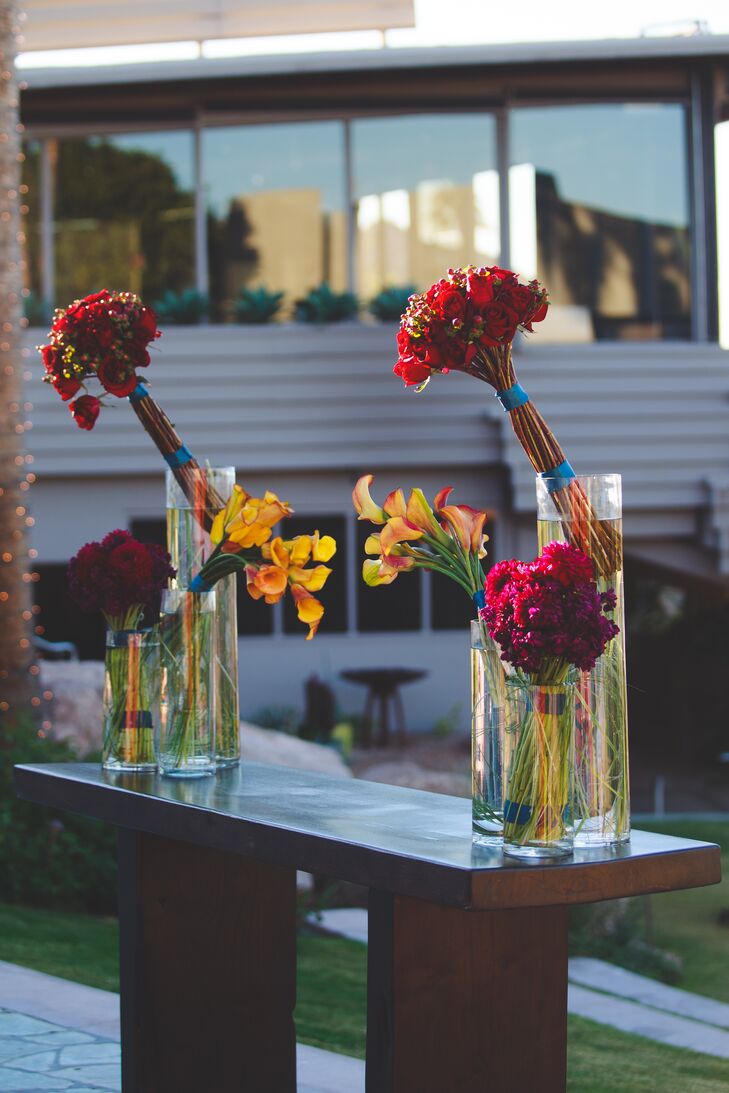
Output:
0,817,727,1087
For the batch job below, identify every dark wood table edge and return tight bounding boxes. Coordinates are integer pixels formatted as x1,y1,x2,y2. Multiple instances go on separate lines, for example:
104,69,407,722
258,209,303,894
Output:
13,762,723,912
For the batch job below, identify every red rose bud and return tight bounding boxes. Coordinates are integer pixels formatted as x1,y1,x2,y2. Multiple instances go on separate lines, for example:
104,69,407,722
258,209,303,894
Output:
41,344,59,373
52,373,82,402
69,394,101,430
466,272,495,310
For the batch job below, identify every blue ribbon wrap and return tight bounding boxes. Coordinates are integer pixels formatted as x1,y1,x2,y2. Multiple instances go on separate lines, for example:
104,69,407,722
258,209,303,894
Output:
129,381,149,402
539,460,576,493
189,573,212,593
495,382,530,412
164,445,194,469
472,589,485,611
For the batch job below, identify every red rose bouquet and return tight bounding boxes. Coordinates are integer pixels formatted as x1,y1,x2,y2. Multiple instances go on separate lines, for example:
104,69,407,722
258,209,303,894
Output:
480,542,618,855
40,290,222,530
68,530,175,769
394,266,620,580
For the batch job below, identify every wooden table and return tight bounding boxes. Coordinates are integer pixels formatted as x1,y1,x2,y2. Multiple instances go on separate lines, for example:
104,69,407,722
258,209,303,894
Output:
14,761,721,1093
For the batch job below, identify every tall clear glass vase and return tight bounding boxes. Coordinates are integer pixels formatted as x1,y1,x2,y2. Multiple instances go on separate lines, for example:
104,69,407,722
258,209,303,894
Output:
166,467,240,768
471,619,508,844
536,473,630,846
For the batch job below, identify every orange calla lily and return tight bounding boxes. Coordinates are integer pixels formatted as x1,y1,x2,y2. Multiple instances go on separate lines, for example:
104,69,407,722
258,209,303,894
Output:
290,583,325,639
210,484,249,546
380,516,424,556
438,505,488,556
353,474,388,524
245,564,288,604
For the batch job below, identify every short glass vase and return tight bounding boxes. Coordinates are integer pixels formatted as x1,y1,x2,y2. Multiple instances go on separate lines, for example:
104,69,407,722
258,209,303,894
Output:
159,589,216,778
502,679,575,860
471,619,508,844
102,629,159,772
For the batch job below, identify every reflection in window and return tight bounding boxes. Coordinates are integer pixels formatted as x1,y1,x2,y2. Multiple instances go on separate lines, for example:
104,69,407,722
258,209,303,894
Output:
22,141,43,320
52,131,195,307
203,122,347,320
509,104,691,342
351,114,499,300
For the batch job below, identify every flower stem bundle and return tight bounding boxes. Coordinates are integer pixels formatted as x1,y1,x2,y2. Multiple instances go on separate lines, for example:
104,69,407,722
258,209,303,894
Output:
39,289,222,531
394,266,621,579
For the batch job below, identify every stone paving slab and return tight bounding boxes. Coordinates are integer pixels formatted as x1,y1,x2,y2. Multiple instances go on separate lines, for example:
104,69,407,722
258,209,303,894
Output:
568,984,729,1059
570,956,729,1030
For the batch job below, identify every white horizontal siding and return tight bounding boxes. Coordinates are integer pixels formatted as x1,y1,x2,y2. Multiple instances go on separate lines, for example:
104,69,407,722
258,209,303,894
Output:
23,327,729,570
25,325,502,477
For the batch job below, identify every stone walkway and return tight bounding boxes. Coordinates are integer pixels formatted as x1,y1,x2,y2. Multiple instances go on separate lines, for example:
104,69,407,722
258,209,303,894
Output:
0,961,365,1093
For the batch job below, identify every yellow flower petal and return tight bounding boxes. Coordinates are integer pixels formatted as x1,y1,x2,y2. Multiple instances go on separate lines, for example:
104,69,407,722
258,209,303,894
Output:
383,488,407,518
312,534,336,562
290,584,324,639
289,564,331,592
362,558,399,586
289,535,313,567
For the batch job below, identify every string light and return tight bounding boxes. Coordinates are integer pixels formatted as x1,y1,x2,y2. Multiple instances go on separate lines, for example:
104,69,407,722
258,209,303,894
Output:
0,12,51,731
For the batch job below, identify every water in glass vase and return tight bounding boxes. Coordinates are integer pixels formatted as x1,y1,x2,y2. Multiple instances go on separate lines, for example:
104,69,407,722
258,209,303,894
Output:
537,512,630,845
166,469,240,768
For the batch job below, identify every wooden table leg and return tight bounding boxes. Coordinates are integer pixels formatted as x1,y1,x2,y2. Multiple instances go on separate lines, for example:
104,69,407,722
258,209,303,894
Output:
366,890,569,1093
118,830,297,1093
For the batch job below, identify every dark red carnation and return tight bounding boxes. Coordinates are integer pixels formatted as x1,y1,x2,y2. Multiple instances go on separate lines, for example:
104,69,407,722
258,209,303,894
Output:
69,394,101,430
68,531,175,624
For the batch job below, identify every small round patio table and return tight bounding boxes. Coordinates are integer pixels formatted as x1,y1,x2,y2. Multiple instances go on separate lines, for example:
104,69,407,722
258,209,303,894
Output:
340,667,427,747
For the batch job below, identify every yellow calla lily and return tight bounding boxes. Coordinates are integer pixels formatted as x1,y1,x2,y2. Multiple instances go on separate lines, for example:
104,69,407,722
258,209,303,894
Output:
406,488,447,539
353,474,388,524
210,484,249,546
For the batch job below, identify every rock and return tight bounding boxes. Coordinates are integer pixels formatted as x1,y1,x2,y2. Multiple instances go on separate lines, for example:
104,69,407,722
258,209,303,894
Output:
40,659,104,756
358,759,469,797
40,659,352,779
239,721,351,778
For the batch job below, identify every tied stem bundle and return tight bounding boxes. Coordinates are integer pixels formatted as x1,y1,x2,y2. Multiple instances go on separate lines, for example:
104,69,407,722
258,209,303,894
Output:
470,344,621,580
393,266,621,580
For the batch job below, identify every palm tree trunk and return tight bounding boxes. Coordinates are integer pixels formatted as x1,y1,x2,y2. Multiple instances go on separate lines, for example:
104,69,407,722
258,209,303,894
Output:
0,0,40,730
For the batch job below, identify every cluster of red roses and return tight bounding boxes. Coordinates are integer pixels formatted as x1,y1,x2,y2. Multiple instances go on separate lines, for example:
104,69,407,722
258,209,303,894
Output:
481,541,619,677
68,530,175,624
394,265,549,387
40,290,160,430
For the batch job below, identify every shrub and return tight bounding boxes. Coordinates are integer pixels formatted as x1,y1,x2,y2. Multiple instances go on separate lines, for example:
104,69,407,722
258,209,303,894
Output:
0,717,117,913
233,286,284,324
24,292,52,326
152,288,208,325
368,285,416,322
294,284,358,324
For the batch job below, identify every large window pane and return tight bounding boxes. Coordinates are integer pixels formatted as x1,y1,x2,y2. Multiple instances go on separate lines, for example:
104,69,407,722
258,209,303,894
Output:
509,104,691,341
351,114,499,300
356,523,421,632
22,140,44,321
52,131,195,306
204,122,347,320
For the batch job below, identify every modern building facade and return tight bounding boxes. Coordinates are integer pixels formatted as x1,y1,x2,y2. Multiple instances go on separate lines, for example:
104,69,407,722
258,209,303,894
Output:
21,34,729,730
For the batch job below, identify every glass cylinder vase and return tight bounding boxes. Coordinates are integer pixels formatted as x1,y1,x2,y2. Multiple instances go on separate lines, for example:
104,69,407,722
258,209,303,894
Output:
102,629,159,772
159,589,216,778
536,472,630,846
471,619,508,844
502,679,575,860
166,467,240,767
